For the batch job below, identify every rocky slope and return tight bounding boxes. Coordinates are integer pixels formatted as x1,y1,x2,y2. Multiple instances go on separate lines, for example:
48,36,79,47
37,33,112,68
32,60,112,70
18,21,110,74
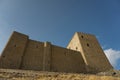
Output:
0,69,120,80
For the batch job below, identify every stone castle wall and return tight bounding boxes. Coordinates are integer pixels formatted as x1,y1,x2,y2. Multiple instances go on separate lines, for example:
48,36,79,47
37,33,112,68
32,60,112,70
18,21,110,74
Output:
0,31,87,73
51,45,86,73
21,40,44,70
0,32,29,69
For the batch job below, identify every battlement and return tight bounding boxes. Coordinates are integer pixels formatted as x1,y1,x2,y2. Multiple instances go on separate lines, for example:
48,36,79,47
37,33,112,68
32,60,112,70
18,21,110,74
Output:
0,31,113,73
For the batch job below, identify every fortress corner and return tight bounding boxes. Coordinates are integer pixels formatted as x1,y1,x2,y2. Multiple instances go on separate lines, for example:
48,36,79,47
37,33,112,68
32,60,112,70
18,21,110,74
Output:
67,32,113,73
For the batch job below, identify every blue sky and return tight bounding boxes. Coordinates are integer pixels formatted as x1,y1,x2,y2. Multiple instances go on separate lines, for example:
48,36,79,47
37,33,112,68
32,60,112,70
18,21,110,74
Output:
0,0,120,70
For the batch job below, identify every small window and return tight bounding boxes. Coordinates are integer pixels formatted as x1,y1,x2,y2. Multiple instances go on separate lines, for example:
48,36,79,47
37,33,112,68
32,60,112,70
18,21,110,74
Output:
87,43,89,47
14,44,16,47
81,35,84,38
76,47,78,50
2,56,5,58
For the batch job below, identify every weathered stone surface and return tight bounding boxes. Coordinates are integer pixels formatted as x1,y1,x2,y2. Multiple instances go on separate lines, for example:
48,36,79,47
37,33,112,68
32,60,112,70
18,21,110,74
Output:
0,69,119,80
67,32,113,73
0,31,113,73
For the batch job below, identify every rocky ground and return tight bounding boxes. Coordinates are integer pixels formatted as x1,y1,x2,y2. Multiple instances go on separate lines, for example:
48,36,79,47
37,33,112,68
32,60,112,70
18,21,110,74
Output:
0,69,120,80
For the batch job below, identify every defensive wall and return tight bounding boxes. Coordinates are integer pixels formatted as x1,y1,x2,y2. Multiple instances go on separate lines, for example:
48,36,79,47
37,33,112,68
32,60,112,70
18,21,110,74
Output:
0,31,113,73
0,31,86,73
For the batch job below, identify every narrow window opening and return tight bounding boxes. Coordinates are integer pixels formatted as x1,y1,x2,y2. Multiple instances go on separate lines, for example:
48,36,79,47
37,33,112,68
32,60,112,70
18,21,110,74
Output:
76,47,78,50
81,35,84,38
14,44,16,47
3,56,5,58
87,43,89,47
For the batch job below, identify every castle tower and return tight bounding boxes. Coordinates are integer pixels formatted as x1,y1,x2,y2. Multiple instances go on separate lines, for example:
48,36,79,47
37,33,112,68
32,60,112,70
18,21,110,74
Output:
0,31,29,69
67,32,113,73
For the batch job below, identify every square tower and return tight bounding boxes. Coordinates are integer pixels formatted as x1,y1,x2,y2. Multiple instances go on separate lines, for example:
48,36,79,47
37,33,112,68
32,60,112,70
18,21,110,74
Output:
67,32,113,73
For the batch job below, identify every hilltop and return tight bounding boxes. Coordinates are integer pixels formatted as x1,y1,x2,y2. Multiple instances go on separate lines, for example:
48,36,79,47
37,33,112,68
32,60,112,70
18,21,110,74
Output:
0,69,120,80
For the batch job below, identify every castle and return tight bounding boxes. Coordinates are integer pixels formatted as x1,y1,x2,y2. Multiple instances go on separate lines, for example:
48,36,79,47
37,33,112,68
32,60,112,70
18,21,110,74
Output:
0,31,113,73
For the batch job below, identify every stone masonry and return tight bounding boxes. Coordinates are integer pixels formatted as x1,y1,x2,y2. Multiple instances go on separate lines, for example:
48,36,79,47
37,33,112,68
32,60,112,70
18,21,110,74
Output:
67,32,113,73
0,31,113,73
